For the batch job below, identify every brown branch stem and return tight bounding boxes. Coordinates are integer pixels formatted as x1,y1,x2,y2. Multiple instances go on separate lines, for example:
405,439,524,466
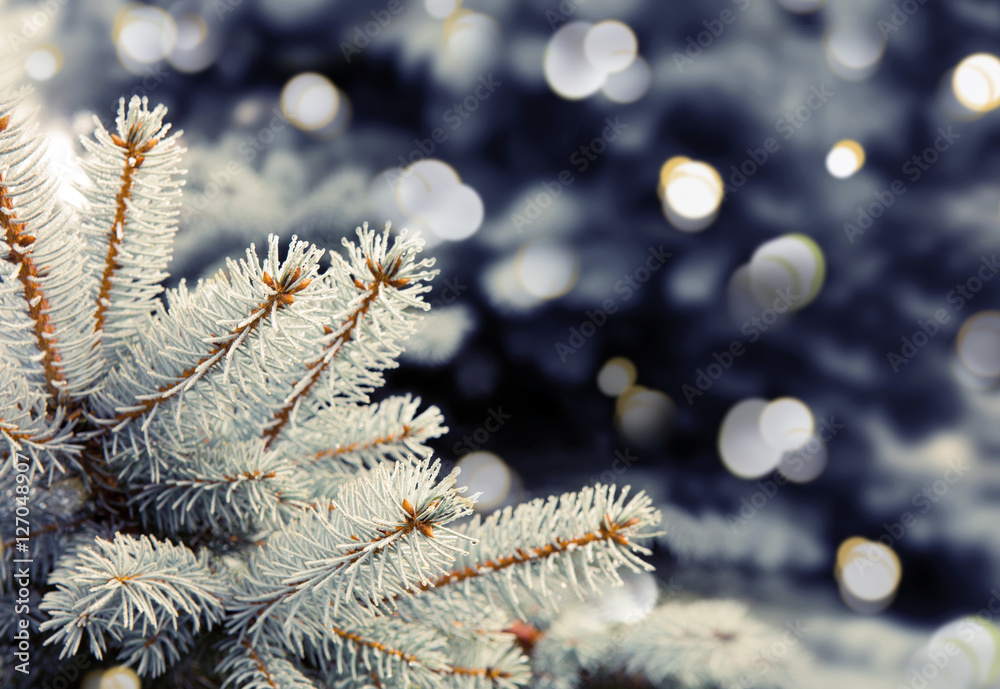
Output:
110,269,309,427
93,132,159,333
394,516,640,599
1,115,65,400
262,257,408,449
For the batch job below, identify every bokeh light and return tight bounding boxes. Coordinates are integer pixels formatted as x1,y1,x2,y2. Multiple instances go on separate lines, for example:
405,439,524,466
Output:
748,233,825,311
601,55,651,104
396,159,484,241
923,618,1000,689
597,357,637,397
659,157,723,232
583,20,638,74
956,311,1000,382
907,643,975,689
24,45,61,81
836,539,901,614
367,168,413,236
616,386,674,447
759,397,814,452
425,0,460,20
825,139,865,179
726,263,763,323
99,666,142,689
444,10,502,71
280,72,350,136
597,570,658,623
114,5,178,67
834,536,871,579
544,20,646,101
516,237,579,300
824,25,885,81
952,53,1000,114
168,12,216,73
456,452,513,511
544,22,608,100
718,399,784,479
482,255,545,312
777,436,828,483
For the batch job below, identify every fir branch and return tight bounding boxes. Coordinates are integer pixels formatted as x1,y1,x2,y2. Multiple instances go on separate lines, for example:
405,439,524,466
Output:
0,111,62,399
39,533,225,663
135,439,310,534
107,247,317,427
442,637,530,689
0,178,63,399
287,395,446,473
116,611,200,678
0,87,101,401
93,118,160,331
79,96,185,361
0,352,79,476
219,638,317,689
227,459,476,645
310,617,528,689
89,236,327,480
393,485,660,617
614,599,807,689
529,606,616,689
261,224,436,449
0,83,676,689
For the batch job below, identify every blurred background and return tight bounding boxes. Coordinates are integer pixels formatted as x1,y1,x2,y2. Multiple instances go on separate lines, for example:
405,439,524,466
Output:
4,0,1000,685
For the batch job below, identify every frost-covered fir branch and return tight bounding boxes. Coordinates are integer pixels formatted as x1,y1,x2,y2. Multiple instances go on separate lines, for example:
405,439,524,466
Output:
78,96,186,383
0,86,93,477
522,593,808,689
39,533,225,662
0,83,800,689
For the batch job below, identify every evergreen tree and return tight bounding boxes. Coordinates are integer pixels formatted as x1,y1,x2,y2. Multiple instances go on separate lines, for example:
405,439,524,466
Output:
0,84,800,689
